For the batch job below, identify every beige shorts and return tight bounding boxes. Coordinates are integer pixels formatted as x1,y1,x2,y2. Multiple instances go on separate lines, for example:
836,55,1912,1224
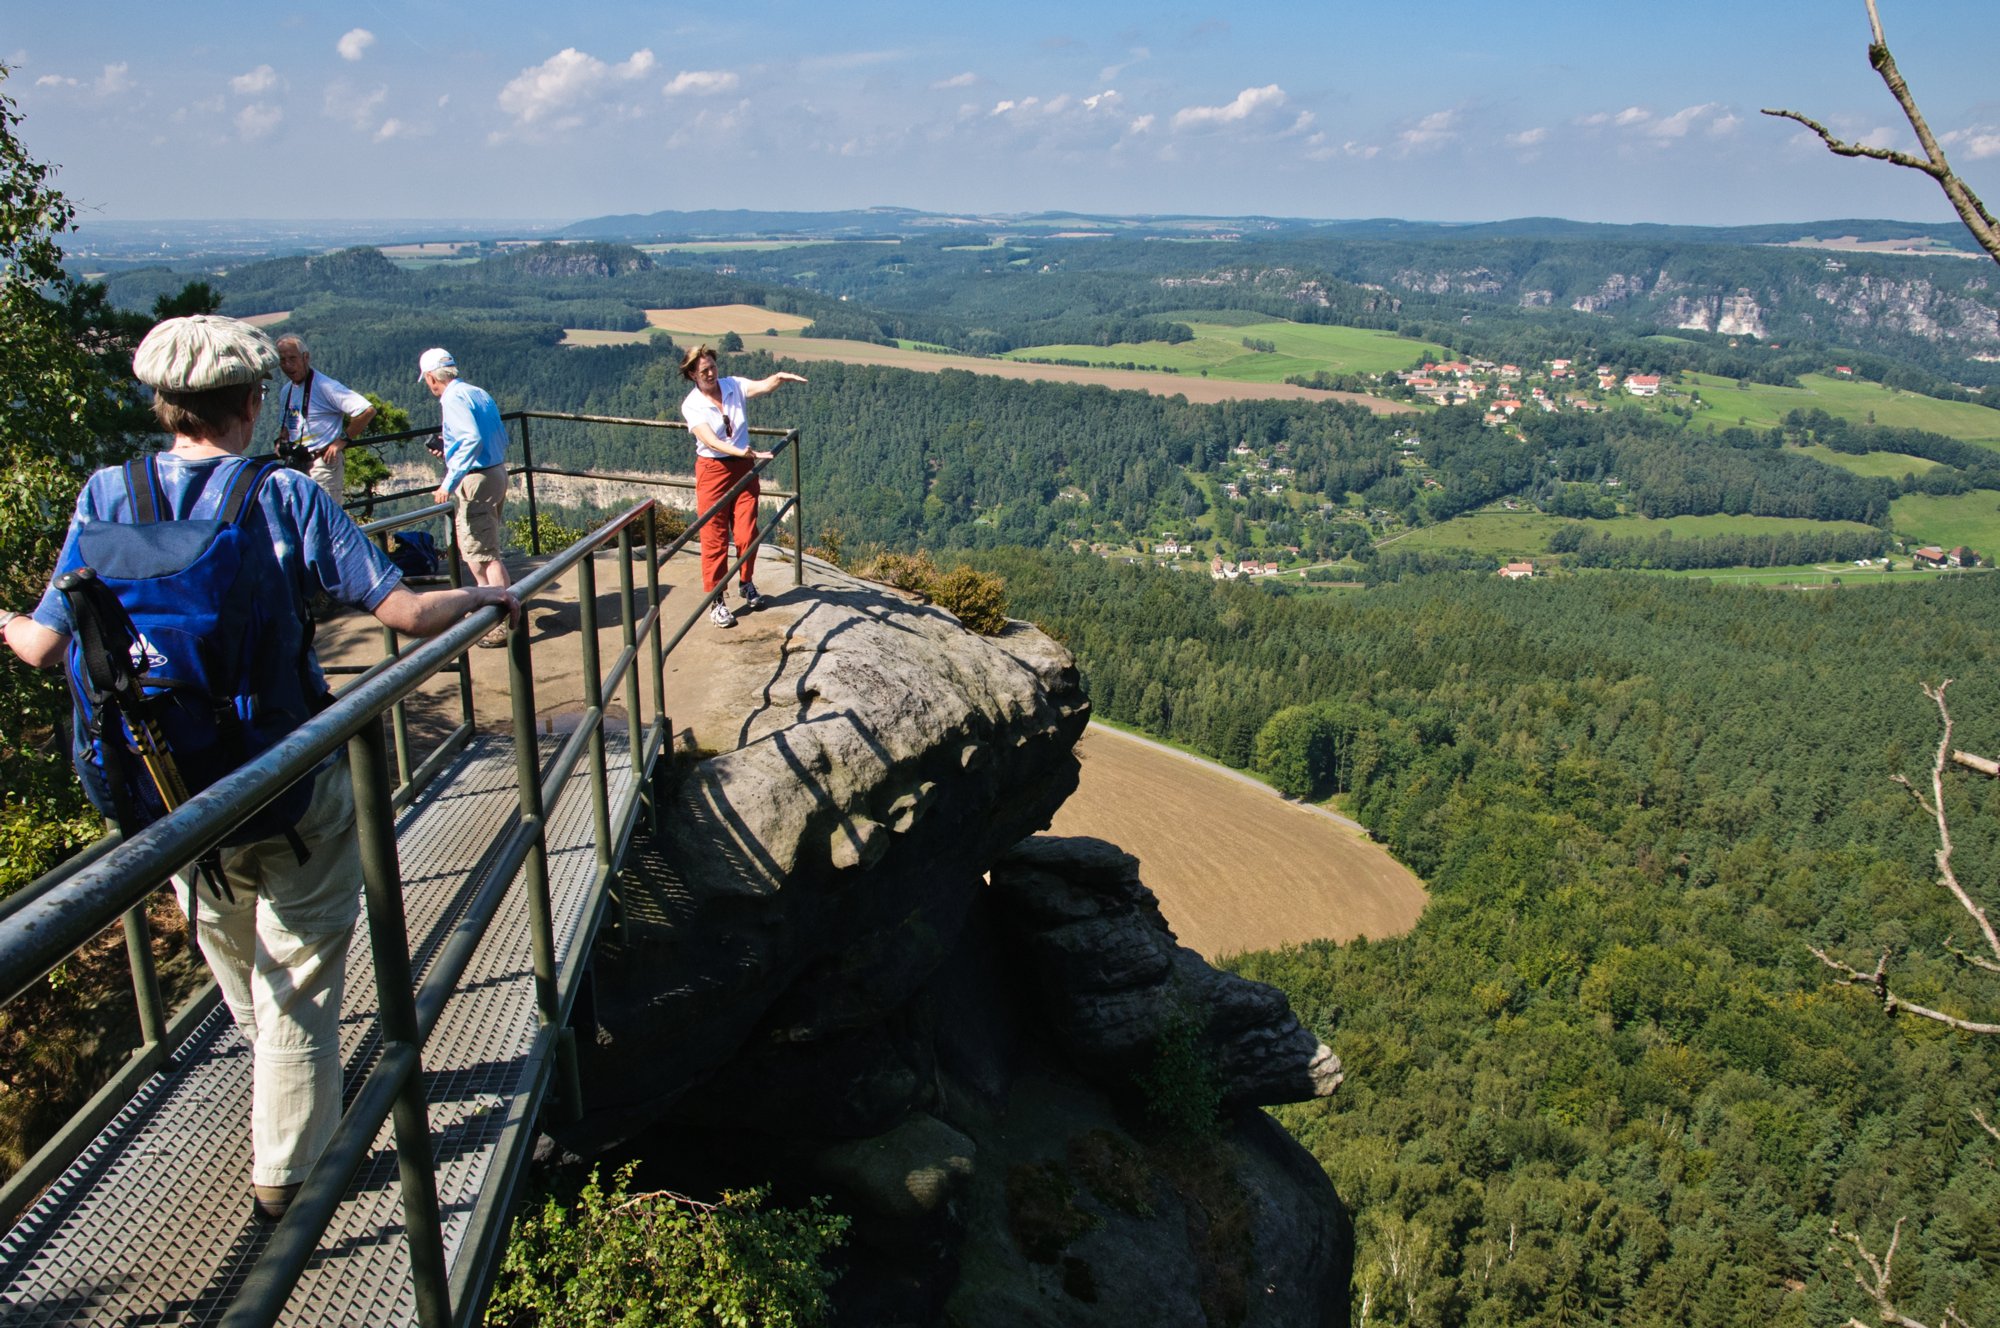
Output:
456,463,508,563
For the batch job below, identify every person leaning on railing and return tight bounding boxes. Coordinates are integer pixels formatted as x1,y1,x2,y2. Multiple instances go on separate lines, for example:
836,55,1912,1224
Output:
419,346,513,647
677,342,806,628
0,315,519,1224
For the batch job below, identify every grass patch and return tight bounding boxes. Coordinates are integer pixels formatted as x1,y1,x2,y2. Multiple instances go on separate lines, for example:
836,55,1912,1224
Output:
1684,371,2000,446
1389,509,1879,558
1891,488,2000,551
1003,318,1441,384
1797,444,1944,478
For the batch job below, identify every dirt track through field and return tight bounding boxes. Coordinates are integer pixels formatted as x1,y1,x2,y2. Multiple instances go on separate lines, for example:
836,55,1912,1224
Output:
1049,725,1427,958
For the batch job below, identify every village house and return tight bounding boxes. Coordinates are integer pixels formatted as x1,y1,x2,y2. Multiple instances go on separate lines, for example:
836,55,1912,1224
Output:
1913,546,1948,568
1499,561,1535,580
1949,546,1980,567
1498,364,1522,380
1625,374,1662,397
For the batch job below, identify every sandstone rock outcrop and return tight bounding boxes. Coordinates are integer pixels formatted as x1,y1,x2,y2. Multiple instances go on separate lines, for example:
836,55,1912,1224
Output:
566,563,1349,1326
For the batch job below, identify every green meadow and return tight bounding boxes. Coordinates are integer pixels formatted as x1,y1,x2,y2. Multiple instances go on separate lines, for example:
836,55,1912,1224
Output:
1683,371,2000,447
1003,317,1442,383
1390,508,1880,559
1891,489,2000,552
1797,443,1943,478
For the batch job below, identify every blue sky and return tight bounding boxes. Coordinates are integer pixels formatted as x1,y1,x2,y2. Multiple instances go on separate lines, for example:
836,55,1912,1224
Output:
8,1,1999,228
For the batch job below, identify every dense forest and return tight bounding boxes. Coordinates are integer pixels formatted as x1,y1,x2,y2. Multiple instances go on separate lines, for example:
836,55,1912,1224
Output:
970,550,2000,1327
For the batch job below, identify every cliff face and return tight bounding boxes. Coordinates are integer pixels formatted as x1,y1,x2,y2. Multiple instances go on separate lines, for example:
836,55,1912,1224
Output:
570,565,1347,1327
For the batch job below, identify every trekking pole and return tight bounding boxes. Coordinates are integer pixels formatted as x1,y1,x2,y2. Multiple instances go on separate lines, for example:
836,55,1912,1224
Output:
55,569,199,814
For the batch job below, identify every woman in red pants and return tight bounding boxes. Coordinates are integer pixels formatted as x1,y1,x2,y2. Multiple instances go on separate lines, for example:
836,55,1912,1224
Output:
677,344,808,626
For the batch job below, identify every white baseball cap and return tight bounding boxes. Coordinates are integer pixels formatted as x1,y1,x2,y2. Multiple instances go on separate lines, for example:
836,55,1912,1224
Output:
418,347,456,379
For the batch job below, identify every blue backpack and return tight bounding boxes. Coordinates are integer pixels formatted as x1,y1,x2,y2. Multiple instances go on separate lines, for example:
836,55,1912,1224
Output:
58,456,326,853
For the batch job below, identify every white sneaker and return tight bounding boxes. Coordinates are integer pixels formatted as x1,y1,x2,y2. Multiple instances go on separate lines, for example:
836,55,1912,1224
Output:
738,580,763,610
710,599,737,628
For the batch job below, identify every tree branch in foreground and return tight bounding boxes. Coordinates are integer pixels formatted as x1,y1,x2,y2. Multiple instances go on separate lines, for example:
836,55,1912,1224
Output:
1833,1218,1968,1328
1760,0,2000,264
1813,681,2000,1031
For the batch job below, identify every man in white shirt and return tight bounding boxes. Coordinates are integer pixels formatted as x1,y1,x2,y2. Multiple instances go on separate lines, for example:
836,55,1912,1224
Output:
275,334,376,506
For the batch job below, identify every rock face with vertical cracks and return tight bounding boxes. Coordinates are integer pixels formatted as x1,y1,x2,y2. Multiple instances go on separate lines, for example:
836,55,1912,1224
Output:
571,565,1350,1326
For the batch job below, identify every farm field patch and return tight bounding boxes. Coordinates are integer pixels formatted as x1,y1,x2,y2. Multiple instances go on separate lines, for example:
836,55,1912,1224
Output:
722,334,1421,410
558,328,650,347
1390,508,1879,558
1683,372,2000,446
644,305,815,336
1891,489,2000,552
1002,318,1443,384
1049,724,1426,957
1798,444,1944,477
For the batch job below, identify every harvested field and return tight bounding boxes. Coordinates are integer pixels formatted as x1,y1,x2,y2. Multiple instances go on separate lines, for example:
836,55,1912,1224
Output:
1048,724,1427,958
645,305,815,336
241,310,290,327
730,334,1419,412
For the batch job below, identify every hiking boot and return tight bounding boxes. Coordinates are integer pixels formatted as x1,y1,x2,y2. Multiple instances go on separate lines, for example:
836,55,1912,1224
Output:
738,580,763,610
251,1182,300,1224
710,599,737,628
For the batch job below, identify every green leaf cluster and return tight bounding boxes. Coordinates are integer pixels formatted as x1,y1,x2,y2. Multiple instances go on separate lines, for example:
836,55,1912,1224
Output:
485,1165,846,1328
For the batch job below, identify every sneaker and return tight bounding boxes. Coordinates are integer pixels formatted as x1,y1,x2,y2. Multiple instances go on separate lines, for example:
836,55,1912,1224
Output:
738,580,763,610
710,599,737,628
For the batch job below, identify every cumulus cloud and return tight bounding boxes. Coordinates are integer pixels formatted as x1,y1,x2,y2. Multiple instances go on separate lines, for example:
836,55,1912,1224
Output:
497,47,656,129
42,62,133,95
663,69,739,97
1172,84,1287,131
1081,90,1121,112
931,71,976,90
231,65,278,95
1508,126,1549,148
1943,125,2000,159
1646,102,1722,139
323,84,388,132
375,118,407,141
1613,106,1651,127
337,29,375,62
1100,47,1149,82
236,103,282,141
1129,113,1156,134
1398,109,1458,152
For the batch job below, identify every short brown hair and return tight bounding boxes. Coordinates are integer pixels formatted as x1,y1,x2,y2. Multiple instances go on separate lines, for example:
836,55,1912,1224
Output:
151,382,262,441
678,343,716,381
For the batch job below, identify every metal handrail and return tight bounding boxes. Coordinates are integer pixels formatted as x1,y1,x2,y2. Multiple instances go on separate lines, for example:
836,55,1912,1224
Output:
0,410,808,1328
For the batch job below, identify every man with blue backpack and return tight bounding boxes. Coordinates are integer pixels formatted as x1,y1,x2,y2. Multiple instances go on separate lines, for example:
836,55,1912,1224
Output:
0,315,518,1223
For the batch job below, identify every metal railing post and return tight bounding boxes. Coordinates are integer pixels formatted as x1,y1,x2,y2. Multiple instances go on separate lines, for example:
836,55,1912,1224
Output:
790,429,804,587
576,555,613,874
372,530,414,788
349,724,453,1328
616,528,652,834
644,505,667,752
449,518,477,733
519,415,542,556
505,607,573,1118
121,903,167,1047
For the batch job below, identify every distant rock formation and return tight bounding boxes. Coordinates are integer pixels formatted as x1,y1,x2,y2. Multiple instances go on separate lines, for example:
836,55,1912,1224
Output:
568,565,1348,1327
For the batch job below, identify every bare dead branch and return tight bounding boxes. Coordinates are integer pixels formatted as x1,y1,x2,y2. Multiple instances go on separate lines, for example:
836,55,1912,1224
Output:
1833,1218,1942,1328
1811,945,2000,1033
1916,683,2000,968
1974,1108,2000,1146
1760,2,2000,264
1953,750,2000,778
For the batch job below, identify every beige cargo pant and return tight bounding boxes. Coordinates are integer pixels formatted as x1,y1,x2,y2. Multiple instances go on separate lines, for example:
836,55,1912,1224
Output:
174,757,362,1189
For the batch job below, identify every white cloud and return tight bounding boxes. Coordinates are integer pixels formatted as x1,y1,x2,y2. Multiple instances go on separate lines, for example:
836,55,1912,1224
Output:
1944,125,2000,159
1508,127,1549,148
1859,126,1900,150
1398,109,1458,152
1129,113,1155,134
375,118,407,141
236,103,282,141
337,29,375,62
1172,84,1287,131
1284,111,1315,136
932,71,976,90
497,47,656,129
1646,102,1721,140
35,62,132,95
231,65,278,95
663,68,739,97
1613,106,1651,127
1081,90,1121,112
992,96,1040,116
1100,47,1149,82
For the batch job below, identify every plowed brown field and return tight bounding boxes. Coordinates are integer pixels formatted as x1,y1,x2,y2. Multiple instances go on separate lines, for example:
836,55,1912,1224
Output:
1048,725,1427,958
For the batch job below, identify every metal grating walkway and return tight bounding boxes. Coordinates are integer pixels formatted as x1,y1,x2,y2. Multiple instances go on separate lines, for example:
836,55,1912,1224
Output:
0,725,636,1327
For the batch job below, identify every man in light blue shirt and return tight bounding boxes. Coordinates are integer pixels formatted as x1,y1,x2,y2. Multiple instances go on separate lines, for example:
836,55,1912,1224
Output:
420,348,512,643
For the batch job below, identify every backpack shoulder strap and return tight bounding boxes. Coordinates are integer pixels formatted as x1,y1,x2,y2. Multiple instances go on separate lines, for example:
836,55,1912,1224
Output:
123,457,164,524
219,458,279,526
